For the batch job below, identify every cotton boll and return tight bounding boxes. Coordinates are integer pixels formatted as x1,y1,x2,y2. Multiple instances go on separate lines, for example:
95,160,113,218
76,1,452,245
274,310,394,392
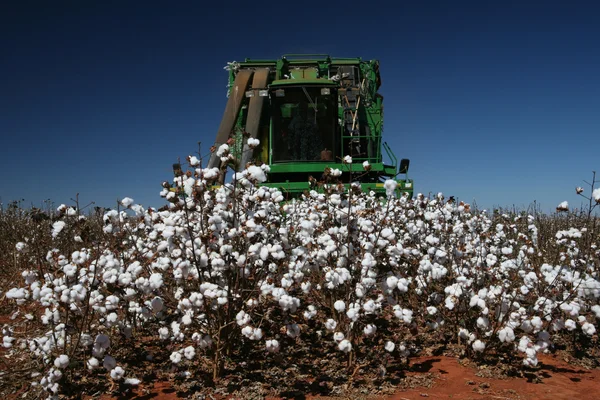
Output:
87,357,99,370
363,324,377,336
334,300,345,312
236,310,251,326
188,156,200,166
472,340,485,352
121,197,134,207
183,346,196,360
325,319,337,331
170,351,182,364
385,341,395,352
333,332,344,342
384,180,398,197
110,366,125,380
158,327,170,340
582,322,596,336
338,339,352,353
303,305,317,320
498,327,515,343
54,354,69,369
181,314,192,325
266,339,280,353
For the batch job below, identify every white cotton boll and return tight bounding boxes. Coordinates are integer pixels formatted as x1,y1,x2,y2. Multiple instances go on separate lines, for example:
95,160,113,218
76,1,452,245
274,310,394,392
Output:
266,339,280,353
247,165,267,182
54,355,69,369
124,378,141,385
247,138,260,148
15,242,27,252
183,346,196,360
301,281,311,294
325,319,337,331
181,314,192,325
333,332,344,342
386,276,398,290
110,366,125,380
397,278,409,292
531,316,543,332
384,179,398,197
385,341,395,353
346,307,359,321
52,221,66,238
477,316,490,330
121,197,134,207
427,306,438,315
189,156,200,166
363,299,379,313
498,327,515,343
362,160,370,169
216,144,229,156
363,324,377,336
158,327,170,340
103,355,116,370
170,351,182,364
303,305,317,320
106,312,118,325
582,322,596,336
334,300,345,312
343,155,352,164
338,339,352,353
236,310,251,326
149,273,164,289
593,188,600,203
472,340,485,352
87,357,99,370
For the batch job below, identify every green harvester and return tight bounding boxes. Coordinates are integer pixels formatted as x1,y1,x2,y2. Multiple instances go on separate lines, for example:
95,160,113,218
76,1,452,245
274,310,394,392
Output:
207,54,412,198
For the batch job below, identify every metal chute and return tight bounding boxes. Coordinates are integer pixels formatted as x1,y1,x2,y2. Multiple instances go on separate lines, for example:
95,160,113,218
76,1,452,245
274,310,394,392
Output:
207,69,254,169
240,68,269,168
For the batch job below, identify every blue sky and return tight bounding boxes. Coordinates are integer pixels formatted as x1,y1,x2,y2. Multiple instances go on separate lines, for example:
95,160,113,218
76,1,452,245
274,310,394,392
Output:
1,1,599,213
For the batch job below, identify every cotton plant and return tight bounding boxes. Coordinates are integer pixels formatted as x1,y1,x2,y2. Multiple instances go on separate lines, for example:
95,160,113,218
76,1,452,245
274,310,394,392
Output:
4,155,600,398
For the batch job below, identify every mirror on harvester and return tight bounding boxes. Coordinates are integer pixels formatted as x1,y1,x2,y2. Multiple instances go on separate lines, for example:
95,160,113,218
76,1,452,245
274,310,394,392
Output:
399,159,410,174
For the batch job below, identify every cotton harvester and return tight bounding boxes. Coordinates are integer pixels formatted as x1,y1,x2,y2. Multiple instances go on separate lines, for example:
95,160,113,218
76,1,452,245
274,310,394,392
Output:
206,54,413,198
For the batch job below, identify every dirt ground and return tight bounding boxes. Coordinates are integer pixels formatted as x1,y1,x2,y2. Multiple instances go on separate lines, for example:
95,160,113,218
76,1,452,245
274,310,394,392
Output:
77,354,600,400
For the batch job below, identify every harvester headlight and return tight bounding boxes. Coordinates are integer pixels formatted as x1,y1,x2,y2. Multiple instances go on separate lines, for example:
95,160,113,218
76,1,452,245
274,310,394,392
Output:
405,182,412,188
321,88,330,95
245,90,254,98
259,90,269,97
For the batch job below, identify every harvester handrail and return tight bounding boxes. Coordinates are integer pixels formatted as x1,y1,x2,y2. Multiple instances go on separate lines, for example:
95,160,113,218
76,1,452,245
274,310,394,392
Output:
282,54,331,59
383,141,398,170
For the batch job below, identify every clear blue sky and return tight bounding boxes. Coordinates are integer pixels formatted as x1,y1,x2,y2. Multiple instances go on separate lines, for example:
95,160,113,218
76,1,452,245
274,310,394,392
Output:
2,1,599,213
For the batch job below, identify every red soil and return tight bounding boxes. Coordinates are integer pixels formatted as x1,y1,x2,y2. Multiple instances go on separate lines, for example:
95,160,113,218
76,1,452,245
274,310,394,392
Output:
89,354,600,400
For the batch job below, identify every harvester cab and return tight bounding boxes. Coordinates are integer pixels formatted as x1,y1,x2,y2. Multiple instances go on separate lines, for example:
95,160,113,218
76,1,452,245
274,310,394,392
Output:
207,54,413,198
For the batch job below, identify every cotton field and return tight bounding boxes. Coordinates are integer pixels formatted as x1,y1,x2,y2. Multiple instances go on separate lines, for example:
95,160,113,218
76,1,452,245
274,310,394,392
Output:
2,150,600,399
